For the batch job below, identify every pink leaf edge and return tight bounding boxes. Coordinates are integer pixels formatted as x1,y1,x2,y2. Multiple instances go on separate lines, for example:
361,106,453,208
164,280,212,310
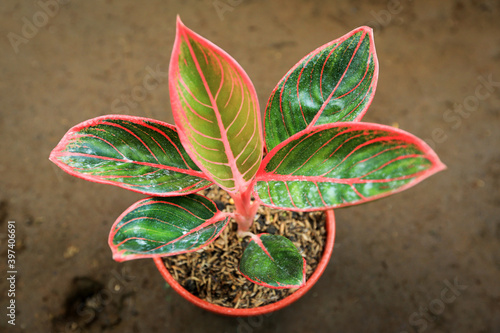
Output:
49,114,212,197
239,232,306,289
263,25,380,141
169,16,262,194
108,196,230,262
254,122,447,212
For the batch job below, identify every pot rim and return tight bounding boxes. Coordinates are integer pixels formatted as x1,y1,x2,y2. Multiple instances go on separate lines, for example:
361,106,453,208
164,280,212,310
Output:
154,209,336,316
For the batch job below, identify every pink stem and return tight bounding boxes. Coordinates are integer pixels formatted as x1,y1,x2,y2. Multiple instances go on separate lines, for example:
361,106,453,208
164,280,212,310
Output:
230,186,260,233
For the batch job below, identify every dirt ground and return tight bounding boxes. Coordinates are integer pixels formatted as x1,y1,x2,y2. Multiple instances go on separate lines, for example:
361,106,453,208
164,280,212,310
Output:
1,0,499,332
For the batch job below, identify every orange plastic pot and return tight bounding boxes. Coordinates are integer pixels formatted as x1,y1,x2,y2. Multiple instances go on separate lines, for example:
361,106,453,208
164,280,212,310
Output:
154,210,335,316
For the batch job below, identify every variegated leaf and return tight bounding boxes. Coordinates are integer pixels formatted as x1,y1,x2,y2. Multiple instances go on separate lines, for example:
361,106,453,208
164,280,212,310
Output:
49,115,212,196
239,234,305,289
264,26,378,151
255,123,446,211
169,18,263,193
109,194,229,261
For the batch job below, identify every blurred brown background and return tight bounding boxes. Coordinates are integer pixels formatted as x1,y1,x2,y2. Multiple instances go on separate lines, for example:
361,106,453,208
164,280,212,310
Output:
1,0,499,332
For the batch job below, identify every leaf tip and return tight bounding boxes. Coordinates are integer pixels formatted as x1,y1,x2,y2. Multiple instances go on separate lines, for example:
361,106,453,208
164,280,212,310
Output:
49,135,65,163
110,244,127,262
175,15,193,38
48,148,57,163
176,15,184,30
434,159,447,174
420,139,447,175
112,253,125,262
358,25,375,36
48,143,68,171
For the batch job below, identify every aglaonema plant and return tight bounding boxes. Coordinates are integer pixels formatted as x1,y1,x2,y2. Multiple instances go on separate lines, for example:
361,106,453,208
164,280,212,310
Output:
50,17,445,290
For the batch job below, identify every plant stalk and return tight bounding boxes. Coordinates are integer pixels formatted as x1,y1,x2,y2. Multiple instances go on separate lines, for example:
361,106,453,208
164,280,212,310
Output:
230,186,260,233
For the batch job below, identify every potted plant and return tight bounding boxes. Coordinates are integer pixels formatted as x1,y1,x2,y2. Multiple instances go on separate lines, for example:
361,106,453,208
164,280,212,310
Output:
49,17,445,316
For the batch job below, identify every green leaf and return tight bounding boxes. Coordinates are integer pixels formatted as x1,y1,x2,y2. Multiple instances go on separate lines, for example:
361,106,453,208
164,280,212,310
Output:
264,26,378,151
239,234,305,289
109,194,229,261
169,18,263,193
255,123,446,210
49,115,212,196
